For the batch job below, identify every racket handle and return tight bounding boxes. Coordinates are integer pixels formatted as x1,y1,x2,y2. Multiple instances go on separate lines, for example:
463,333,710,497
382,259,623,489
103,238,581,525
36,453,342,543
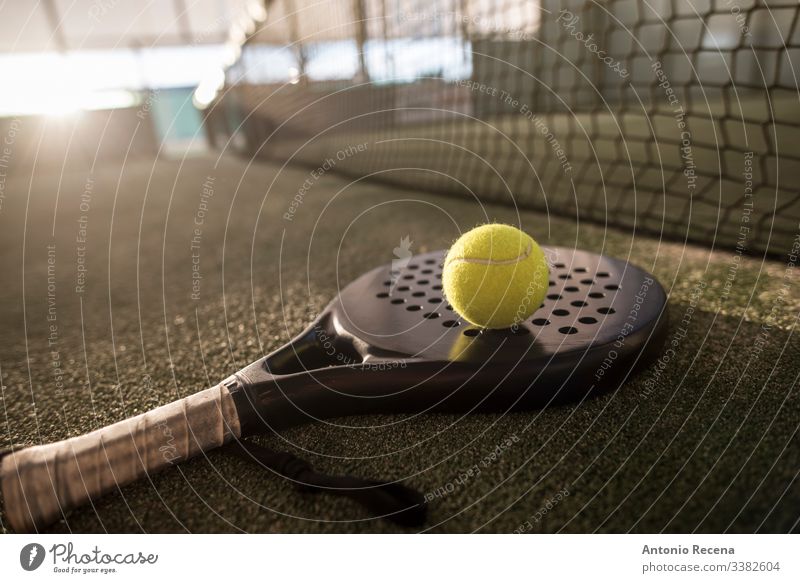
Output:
0,380,241,532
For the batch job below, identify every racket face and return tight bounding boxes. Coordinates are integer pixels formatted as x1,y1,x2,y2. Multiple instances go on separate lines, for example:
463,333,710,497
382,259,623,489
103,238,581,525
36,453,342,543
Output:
234,247,667,431
333,247,666,364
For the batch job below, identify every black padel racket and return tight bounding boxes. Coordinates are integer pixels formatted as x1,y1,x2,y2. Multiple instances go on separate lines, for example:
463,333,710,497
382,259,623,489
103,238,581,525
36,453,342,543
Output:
1,247,667,531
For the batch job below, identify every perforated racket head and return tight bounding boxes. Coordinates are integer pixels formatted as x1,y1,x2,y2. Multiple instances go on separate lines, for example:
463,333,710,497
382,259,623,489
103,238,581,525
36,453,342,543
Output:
334,247,665,362
234,247,667,432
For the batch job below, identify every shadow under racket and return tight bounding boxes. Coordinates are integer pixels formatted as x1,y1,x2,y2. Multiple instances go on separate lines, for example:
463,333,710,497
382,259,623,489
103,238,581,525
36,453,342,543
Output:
1,247,667,531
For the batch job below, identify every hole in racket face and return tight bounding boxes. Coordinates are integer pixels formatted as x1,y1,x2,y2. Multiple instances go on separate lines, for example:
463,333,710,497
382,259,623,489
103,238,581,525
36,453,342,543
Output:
337,247,663,363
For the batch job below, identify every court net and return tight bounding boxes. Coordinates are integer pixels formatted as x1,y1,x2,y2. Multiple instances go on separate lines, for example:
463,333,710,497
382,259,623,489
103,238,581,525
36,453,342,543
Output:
208,0,800,256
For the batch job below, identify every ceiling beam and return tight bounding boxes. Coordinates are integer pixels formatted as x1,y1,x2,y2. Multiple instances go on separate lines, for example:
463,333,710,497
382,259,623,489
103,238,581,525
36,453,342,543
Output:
172,0,194,44
41,0,69,51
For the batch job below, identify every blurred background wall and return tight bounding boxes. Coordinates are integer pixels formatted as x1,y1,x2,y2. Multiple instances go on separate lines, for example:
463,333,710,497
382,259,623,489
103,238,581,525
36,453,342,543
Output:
1,0,797,255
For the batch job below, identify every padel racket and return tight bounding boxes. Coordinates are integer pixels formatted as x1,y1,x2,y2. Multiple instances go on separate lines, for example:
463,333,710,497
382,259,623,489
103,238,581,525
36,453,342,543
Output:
1,246,667,531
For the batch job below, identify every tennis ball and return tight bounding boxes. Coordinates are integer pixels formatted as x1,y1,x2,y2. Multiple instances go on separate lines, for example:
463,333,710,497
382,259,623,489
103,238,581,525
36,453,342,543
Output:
443,224,549,329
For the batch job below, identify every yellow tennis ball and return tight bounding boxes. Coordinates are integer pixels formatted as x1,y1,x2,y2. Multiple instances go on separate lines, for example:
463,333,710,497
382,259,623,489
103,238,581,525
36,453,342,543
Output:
443,224,549,329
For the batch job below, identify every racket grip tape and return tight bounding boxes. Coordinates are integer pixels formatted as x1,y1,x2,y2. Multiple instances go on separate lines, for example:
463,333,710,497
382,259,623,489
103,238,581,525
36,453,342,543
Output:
0,380,241,532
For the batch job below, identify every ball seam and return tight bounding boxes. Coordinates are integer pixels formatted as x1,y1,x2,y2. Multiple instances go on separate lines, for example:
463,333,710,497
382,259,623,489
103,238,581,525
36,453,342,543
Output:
445,240,533,267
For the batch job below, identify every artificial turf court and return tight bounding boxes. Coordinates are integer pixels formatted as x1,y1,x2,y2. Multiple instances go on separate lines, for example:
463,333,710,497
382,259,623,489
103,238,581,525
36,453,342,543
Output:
0,153,797,533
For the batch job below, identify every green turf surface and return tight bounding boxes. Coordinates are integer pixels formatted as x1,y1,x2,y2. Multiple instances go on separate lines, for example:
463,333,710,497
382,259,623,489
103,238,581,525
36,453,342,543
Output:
0,154,797,533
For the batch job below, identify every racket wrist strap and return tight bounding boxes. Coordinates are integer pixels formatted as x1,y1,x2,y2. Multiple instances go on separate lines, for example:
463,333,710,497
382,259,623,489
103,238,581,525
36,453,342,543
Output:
224,439,427,527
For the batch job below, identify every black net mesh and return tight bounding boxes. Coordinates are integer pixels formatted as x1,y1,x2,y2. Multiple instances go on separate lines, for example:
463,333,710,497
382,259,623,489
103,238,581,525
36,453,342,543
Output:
208,0,800,256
